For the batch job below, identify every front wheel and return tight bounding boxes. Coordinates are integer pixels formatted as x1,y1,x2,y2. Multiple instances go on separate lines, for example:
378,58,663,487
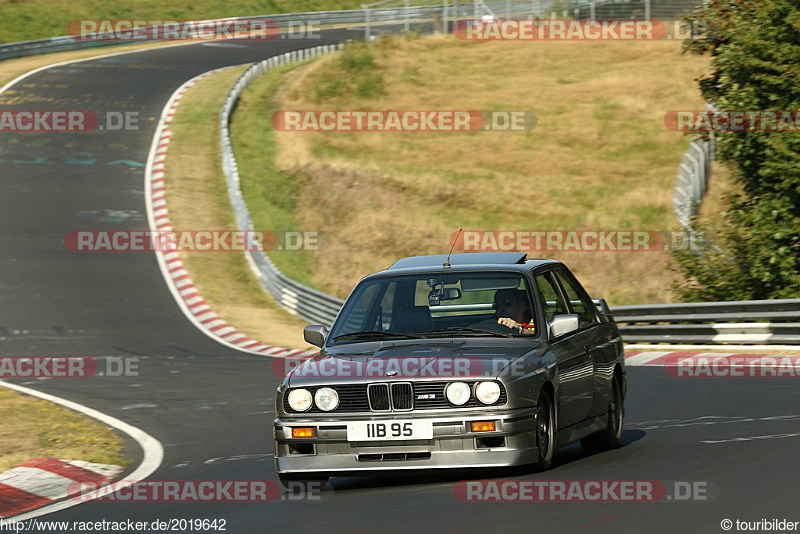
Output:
581,373,624,454
534,391,556,471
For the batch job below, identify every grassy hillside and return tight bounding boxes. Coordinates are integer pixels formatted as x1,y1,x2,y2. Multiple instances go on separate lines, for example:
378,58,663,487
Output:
0,0,365,43
231,35,708,305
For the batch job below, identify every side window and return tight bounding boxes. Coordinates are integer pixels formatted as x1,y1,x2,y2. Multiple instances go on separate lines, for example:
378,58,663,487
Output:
553,270,598,328
535,272,569,323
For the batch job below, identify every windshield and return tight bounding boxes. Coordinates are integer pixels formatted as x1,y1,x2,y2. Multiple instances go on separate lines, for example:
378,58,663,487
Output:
328,272,537,344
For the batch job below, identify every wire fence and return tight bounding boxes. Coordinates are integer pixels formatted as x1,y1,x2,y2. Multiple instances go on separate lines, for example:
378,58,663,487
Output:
1,0,707,60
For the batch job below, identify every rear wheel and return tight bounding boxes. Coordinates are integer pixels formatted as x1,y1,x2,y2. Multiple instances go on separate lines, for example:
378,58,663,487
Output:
534,391,556,470
581,373,624,454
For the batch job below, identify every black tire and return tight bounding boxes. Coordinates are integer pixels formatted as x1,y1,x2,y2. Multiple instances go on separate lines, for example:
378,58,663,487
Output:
534,390,557,471
278,473,329,492
581,373,624,454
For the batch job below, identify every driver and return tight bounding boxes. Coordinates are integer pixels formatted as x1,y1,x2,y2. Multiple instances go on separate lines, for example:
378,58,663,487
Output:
493,289,535,334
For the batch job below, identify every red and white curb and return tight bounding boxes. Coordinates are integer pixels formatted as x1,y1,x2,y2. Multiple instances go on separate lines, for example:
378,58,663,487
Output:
145,69,317,359
0,459,123,518
624,351,798,367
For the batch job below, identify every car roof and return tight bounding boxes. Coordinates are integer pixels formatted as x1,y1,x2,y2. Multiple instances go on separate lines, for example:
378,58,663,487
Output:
370,252,561,277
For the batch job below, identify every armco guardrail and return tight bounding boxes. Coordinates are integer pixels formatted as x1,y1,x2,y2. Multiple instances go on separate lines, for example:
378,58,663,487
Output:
0,7,436,61
1,0,706,60
674,134,714,232
219,45,347,326
612,299,800,345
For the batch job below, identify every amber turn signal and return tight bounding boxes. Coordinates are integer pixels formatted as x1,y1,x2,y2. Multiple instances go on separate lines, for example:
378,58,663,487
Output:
292,427,316,438
470,421,497,433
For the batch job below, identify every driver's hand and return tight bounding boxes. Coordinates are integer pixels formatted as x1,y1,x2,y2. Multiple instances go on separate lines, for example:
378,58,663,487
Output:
497,317,519,330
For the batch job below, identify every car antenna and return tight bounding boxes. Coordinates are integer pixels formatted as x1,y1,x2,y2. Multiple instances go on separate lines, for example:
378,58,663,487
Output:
443,228,462,269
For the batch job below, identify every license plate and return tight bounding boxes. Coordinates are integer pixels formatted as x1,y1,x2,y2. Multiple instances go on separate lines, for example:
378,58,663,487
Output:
346,420,433,441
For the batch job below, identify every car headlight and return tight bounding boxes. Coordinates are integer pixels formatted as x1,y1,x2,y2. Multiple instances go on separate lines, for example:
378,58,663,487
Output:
446,382,471,406
475,381,501,404
287,388,313,412
314,387,339,412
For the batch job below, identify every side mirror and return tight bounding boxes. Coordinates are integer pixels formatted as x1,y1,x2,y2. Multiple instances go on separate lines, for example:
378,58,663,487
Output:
303,325,328,348
549,314,579,338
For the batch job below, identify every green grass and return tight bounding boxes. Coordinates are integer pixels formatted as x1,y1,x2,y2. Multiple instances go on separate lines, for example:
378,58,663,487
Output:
228,36,709,305
163,65,311,348
0,0,451,44
228,62,319,288
0,0,364,43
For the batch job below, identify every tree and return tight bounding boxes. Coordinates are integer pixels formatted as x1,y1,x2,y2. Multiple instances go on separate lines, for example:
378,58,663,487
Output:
672,0,800,300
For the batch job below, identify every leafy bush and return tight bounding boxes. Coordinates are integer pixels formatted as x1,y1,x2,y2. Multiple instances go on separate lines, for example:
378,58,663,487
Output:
672,0,800,301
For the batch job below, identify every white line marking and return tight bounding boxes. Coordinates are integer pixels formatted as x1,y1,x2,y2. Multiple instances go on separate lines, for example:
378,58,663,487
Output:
142,66,303,358
0,380,163,520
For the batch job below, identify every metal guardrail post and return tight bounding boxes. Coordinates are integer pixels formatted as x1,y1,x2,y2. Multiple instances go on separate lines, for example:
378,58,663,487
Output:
364,4,371,41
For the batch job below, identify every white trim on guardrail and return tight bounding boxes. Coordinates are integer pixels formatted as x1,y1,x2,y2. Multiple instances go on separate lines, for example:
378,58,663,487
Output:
219,45,347,326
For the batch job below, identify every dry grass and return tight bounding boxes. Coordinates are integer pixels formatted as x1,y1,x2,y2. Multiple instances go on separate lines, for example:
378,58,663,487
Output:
0,388,125,471
164,66,312,349
262,35,710,305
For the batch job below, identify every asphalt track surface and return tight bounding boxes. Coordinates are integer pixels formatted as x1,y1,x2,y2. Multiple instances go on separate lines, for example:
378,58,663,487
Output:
1,31,799,534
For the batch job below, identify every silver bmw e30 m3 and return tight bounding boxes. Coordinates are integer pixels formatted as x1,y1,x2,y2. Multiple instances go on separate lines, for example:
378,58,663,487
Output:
273,252,626,488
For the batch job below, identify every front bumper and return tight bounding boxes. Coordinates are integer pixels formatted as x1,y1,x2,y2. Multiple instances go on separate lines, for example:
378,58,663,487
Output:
274,407,538,474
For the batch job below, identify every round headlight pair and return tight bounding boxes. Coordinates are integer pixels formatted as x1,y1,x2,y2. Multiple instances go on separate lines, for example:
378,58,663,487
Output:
445,381,501,406
286,387,339,412
475,381,502,405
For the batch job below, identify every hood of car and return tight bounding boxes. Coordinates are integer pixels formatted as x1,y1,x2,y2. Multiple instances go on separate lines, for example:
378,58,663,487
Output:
286,339,541,387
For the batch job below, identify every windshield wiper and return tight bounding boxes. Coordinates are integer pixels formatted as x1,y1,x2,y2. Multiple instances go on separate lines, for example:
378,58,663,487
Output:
332,330,423,341
414,327,513,338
